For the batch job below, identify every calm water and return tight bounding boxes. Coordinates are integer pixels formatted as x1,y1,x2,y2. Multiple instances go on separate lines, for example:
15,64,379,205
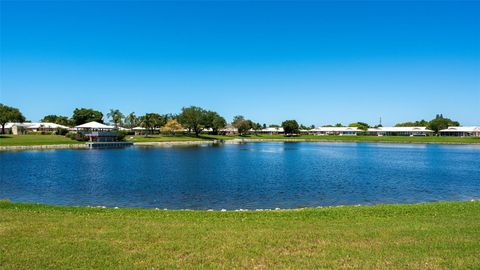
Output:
1,142,479,209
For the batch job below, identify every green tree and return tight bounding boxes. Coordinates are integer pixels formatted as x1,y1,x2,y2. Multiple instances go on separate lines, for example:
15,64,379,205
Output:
395,120,428,127
205,111,226,135
282,120,300,135
232,115,251,135
72,108,103,125
251,122,262,134
107,109,124,128
0,104,26,134
178,106,208,136
40,115,71,126
40,115,59,123
55,116,71,126
348,122,370,131
139,113,163,136
124,112,138,128
428,115,460,133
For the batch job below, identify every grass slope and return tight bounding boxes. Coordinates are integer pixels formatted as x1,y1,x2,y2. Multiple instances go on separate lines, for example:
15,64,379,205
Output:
127,134,480,144
1,134,479,147
0,200,479,269
0,135,82,146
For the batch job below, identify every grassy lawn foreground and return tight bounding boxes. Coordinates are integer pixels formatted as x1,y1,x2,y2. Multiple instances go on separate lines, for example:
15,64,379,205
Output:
0,135,83,146
0,200,478,269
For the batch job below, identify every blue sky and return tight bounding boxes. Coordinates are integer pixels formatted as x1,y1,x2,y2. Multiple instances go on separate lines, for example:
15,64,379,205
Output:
1,1,479,126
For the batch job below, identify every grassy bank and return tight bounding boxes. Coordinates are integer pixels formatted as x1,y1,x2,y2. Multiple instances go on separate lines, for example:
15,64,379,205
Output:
127,134,480,144
0,200,478,269
0,135,83,146
1,134,479,147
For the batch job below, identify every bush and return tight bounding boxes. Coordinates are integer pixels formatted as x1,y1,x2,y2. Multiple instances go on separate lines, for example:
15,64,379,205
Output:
66,132,87,141
55,128,68,136
116,130,127,141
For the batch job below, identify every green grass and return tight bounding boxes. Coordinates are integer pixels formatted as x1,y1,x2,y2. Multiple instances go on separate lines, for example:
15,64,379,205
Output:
0,200,478,269
126,134,234,143
128,134,480,144
0,135,83,146
1,134,478,147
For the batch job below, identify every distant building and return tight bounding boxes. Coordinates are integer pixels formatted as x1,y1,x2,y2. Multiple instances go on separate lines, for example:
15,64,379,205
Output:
258,127,284,135
368,127,433,136
439,126,480,137
4,122,68,135
309,127,359,136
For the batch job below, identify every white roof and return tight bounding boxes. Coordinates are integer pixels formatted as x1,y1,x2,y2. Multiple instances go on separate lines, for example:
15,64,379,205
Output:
368,127,433,132
27,122,69,129
261,127,284,132
132,126,146,130
221,127,238,132
74,121,114,129
312,127,359,132
5,122,68,129
4,122,28,128
439,126,480,132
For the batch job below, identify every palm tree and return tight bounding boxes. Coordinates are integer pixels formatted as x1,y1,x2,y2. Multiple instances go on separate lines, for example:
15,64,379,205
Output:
140,113,155,137
107,109,124,128
124,112,138,128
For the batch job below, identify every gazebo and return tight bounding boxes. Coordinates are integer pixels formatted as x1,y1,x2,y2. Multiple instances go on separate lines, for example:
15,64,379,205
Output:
74,121,117,142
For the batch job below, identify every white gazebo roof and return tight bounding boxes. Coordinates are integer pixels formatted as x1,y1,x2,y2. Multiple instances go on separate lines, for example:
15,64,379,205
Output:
74,121,114,129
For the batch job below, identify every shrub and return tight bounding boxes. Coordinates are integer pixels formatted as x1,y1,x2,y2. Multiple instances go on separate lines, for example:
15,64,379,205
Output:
67,132,87,141
116,130,127,141
55,128,68,136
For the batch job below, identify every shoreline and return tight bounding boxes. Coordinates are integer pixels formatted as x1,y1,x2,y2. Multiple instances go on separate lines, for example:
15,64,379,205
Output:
2,138,480,151
2,198,477,212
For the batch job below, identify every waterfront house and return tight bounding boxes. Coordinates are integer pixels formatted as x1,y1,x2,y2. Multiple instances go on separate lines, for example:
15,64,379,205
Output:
259,127,284,135
220,126,238,135
367,127,433,136
26,122,69,133
310,127,359,136
439,126,480,137
74,121,117,142
4,122,68,135
132,126,147,135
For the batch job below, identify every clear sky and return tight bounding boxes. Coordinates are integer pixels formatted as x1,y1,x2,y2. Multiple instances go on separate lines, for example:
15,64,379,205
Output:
1,1,479,126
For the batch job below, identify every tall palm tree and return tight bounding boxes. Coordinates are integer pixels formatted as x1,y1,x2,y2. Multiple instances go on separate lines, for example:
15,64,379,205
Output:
124,112,138,128
107,109,124,128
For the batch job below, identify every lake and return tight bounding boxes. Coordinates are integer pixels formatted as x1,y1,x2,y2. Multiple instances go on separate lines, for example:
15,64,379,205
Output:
1,142,479,209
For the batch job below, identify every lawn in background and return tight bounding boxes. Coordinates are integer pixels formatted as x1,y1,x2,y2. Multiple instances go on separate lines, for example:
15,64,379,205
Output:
0,135,83,146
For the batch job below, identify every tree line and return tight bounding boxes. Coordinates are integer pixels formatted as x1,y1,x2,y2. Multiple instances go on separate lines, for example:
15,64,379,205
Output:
0,103,463,135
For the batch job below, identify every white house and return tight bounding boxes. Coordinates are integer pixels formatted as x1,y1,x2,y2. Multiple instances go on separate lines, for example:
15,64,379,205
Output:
4,122,69,135
309,127,359,136
368,127,433,136
439,126,480,137
259,127,284,135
